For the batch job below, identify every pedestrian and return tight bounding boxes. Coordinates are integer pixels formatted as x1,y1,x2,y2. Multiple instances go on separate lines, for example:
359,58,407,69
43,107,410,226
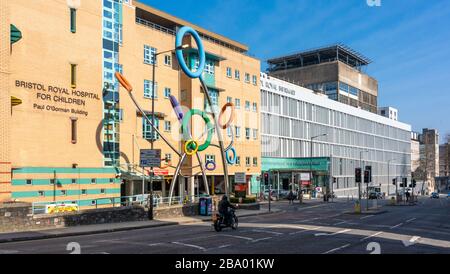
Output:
405,191,410,202
288,190,294,204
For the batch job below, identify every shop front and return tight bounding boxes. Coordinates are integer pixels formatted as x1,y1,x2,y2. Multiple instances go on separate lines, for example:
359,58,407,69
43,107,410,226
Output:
261,157,331,198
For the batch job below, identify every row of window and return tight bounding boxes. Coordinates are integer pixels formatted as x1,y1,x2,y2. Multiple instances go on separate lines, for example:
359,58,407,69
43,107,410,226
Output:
143,80,172,99
226,68,258,85
206,155,258,167
36,189,108,198
226,97,257,112
24,178,116,185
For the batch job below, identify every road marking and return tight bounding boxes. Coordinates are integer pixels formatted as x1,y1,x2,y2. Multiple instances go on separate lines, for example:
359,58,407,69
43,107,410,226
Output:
252,229,283,236
406,218,416,223
315,229,351,237
390,223,403,229
221,234,254,241
402,236,421,247
0,250,19,254
289,226,321,235
333,221,347,225
360,232,383,241
218,244,232,249
252,237,273,243
171,242,206,251
361,215,375,220
322,244,350,254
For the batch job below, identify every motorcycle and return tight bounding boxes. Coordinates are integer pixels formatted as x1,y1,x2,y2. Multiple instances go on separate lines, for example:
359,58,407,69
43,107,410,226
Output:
213,208,238,232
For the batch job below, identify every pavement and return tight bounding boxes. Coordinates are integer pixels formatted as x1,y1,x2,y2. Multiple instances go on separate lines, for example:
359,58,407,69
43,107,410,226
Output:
0,197,448,254
0,208,281,244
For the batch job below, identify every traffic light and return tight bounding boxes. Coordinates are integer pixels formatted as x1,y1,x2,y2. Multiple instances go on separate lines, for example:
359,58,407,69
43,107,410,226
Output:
264,173,269,184
400,178,407,188
355,168,362,183
411,179,417,188
365,166,372,183
392,178,397,185
364,170,370,183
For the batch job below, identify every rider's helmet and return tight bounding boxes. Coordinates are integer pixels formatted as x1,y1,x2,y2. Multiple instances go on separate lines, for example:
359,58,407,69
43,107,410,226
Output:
222,195,228,201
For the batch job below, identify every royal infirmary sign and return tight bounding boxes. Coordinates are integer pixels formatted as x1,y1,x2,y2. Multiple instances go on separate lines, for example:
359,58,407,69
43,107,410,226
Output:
15,80,100,117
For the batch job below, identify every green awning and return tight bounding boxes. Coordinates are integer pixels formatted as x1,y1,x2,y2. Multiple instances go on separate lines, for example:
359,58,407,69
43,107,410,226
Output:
10,24,22,44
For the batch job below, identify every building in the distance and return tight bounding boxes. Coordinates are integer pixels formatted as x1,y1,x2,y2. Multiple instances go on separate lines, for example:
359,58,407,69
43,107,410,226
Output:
260,73,411,198
411,132,421,175
378,106,398,121
267,44,378,114
1,0,261,205
418,128,440,193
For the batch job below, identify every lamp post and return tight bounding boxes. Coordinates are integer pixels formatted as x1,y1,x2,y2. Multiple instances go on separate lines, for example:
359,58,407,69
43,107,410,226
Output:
359,150,369,210
149,44,189,220
310,133,328,199
387,158,397,197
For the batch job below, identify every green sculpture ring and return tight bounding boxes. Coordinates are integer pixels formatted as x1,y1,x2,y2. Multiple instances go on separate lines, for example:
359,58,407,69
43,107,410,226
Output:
182,109,214,152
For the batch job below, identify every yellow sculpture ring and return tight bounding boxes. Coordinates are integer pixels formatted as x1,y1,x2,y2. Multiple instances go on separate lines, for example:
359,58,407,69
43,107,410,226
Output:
184,140,199,156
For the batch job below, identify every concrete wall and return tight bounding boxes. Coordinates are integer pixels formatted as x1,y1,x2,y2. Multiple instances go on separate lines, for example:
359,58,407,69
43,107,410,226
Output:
270,62,338,86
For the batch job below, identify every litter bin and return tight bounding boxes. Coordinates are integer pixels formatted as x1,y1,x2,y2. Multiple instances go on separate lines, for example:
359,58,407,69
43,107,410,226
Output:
199,197,212,216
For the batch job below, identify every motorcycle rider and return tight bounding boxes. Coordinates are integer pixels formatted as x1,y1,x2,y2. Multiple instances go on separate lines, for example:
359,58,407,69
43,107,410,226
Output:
218,195,236,225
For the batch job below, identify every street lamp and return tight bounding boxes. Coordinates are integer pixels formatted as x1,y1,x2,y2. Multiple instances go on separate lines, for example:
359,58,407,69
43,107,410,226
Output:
387,158,397,197
359,150,369,209
148,44,189,220
310,133,328,199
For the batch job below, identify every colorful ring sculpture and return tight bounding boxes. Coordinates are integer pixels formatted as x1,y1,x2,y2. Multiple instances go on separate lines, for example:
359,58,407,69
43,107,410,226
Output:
205,161,216,171
175,26,206,79
184,140,199,156
218,103,236,129
182,109,214,152
169,95,184,122
115,72,133,92
226,147,237,165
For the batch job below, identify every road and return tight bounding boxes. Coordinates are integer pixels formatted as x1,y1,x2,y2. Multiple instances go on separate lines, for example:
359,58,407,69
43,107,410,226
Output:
0,196,448,254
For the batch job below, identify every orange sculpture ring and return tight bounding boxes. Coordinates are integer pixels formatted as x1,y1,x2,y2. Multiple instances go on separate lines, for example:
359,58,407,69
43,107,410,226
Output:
115,72,133,92
218,103,235,129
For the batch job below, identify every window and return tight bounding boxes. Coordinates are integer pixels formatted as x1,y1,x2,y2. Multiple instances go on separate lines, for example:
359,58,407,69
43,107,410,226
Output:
70,117,78,144
204,60,215,75
61,190,67,196
109,178,114,183
165,154,172,162
235,126,241,138
144,45,157,65
245,128,250,140
101,189,106,195
252,102,257,112
226,67,232,78
164,55,171,66
245,101,250,111
235,98,241,109
253,129,258,140
81,189,87,195
205,89,219,113
252,75,257,85
70,64,77,88
235,70,240,80
253,157,258,167
164,87,171,98
245,73,250,83
26,179,32,185
246,157,251,167
50,179,56,185
143,116,160,140
206,155,215,163
144,80,157,98
91,179,96,184
227,96,232,103
91,200,97,205
38,191,45,197
164,121,171,132
227,127,233,137
70,8,76,33
72,179,77,184
236,156,241,166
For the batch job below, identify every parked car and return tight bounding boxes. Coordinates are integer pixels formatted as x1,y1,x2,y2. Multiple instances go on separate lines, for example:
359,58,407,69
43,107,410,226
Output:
368,192,378,200
447,193,450,198
431,192,439,199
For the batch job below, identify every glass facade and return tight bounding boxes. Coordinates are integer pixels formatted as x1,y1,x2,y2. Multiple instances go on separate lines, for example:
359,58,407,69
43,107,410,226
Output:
102,0,122,167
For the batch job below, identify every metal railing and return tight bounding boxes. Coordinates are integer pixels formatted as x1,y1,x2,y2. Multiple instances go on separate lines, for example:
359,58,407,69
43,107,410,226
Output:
31,194,209,215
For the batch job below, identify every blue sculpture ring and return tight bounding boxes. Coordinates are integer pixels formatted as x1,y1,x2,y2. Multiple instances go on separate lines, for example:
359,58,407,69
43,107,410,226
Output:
226,147,237,165
175,26,206,79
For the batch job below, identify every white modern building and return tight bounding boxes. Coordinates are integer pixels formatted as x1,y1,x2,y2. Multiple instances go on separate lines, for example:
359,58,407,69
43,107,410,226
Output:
260,73,412,198
378,106,398,121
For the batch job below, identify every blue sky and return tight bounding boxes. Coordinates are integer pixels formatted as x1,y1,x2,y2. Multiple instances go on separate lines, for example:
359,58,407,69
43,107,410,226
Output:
141,0,450,142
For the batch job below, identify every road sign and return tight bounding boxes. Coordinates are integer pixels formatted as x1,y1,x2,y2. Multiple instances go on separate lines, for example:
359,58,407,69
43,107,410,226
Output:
139,149,161,167
300,173,310,181
235,172,246,183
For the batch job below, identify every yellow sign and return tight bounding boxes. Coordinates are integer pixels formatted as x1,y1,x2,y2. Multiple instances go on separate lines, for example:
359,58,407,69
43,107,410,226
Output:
45,204,79,214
